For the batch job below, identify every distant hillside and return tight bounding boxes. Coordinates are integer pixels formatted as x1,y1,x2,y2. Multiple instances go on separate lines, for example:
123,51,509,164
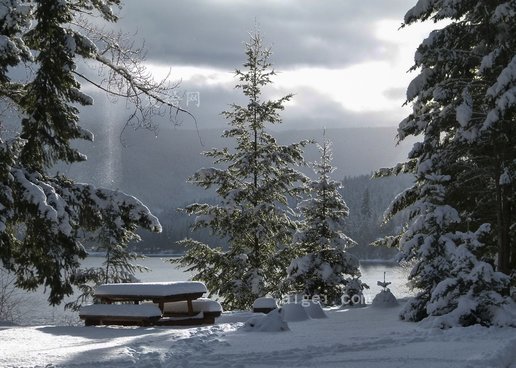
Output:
63,123,414,212
58,122,416,257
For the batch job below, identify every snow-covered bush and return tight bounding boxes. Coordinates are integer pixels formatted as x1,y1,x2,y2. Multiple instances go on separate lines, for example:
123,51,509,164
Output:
342,277,369,306
243,309,289,332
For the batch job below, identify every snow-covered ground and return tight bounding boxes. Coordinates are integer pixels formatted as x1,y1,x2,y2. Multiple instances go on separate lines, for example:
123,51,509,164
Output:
1,302,515,368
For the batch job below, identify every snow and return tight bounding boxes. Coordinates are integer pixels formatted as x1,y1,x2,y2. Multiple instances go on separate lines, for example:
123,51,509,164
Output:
456,91,472,127
280,303,311,322
303,301,328,319
492,2,515,22
1,304,515,367
404,0,434,23
253,297,278,310
406,68,434,101
160,298,222,313
94,281,208,297
372,290,399,308
483,56,516,130
79,304,162,318
243,309,290,332
70,88,94,106
480,48,501,73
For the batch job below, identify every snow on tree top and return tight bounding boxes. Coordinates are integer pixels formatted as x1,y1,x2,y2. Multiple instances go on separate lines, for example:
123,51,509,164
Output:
94,282,208,297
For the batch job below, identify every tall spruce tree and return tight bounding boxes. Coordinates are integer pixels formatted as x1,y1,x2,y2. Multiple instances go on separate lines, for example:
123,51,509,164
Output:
0,1,188,304
378,0,515,326
284,137,362,305
174,33,308,310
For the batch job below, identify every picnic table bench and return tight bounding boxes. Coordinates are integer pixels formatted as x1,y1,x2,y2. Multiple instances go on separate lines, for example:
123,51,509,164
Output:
79,304,162,326
79,281,221,327
160,298,223,324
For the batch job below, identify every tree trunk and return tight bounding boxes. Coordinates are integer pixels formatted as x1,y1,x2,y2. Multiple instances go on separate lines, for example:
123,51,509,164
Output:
495,173,511,277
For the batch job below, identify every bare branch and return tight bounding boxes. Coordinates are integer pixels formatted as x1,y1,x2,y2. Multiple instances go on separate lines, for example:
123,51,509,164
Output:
69,17,201,143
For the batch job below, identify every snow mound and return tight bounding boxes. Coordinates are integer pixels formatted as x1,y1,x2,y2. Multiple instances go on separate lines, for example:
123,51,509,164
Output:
474,336,516,367
253,297,278,310
242,309,289,332
280,303,311,322
217,311,262,324
303,301,327,319
372,290,398,308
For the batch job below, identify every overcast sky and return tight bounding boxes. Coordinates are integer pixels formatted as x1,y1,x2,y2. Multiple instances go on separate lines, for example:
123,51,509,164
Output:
108,0,436,131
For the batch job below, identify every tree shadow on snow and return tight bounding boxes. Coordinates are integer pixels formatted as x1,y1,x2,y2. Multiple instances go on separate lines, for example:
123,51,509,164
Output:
37,325,169,340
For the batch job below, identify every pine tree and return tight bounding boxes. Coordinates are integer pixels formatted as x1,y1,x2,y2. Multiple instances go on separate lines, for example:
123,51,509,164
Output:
65,200,149,311
284,137,362,306
377,0,515,326
0,1,186,304
174,33,308,310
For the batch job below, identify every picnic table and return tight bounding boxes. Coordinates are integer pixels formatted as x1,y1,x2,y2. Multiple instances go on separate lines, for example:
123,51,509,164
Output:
94,281,208,314
79,281,222,327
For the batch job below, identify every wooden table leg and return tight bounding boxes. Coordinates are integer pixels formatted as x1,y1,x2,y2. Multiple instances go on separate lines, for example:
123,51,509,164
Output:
187,299,193,315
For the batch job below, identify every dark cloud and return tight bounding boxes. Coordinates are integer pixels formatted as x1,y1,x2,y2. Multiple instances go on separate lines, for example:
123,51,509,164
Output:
116,0,413,69
71,1,417,134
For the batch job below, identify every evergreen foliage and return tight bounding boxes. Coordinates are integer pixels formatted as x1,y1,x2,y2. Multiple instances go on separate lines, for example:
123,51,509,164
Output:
174,33,308,310
65,199,150,311
0,0,190,304
284,137,362,306
378,0,515,326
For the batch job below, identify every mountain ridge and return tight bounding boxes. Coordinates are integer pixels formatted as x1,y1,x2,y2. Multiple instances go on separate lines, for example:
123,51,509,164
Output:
63,124,414,210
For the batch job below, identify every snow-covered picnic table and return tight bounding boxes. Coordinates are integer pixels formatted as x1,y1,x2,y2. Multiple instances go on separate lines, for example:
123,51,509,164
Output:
94,281,208,315
80,281,219,327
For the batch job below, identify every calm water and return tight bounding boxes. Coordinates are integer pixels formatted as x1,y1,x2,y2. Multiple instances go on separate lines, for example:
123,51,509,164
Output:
8,257,411,326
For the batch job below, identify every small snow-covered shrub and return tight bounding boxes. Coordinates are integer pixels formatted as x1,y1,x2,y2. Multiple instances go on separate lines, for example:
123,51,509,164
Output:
342,277,369,306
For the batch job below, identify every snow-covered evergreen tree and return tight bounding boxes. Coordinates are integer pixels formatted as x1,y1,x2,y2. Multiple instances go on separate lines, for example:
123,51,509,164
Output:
174,33,309,310
378,0,515,326
65,200,149,311
0,0,189,304
285,138,361,306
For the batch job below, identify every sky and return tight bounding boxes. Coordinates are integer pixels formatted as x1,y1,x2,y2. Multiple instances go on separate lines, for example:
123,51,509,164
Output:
106,0,438,131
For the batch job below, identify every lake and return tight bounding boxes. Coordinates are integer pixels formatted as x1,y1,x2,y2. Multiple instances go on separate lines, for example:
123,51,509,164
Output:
6,257,412,326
